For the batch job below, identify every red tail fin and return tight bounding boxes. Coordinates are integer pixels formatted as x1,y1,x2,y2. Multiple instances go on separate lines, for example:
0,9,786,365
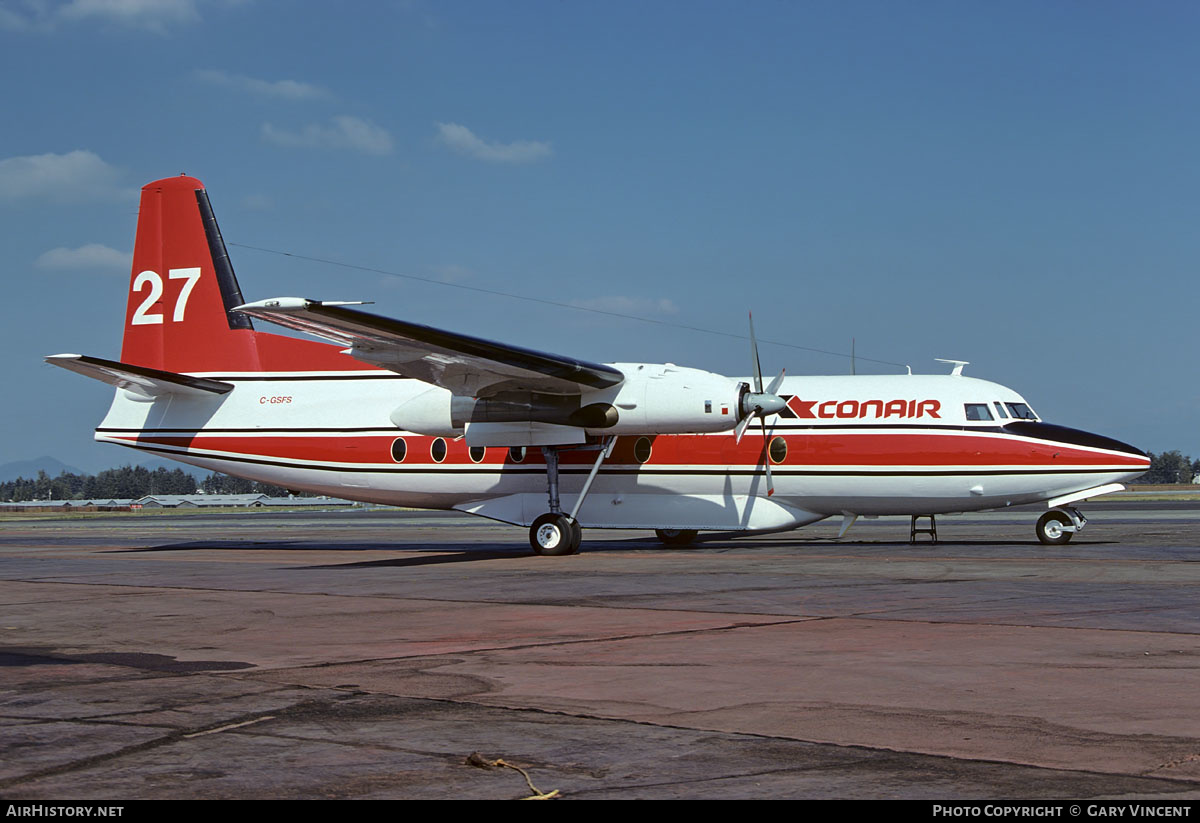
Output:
120,176,368,374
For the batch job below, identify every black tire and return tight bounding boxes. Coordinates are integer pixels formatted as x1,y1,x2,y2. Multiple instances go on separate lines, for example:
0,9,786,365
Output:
655,528,699,547
1036,511,1073,545
530,513,580,556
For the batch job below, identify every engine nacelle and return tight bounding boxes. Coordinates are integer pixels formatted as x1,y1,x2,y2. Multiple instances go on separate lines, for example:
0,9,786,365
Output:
391,364,746,439
582,363,744,435
391,388,621,436
390,388,462,436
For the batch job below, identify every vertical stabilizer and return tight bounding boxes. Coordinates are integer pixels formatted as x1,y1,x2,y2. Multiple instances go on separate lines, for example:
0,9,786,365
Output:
120,176,261,372
117,175,378,375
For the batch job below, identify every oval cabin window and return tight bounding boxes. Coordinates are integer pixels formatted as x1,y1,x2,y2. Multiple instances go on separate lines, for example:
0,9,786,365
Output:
634,437,653,464
769,436,787,464
390,438,407,463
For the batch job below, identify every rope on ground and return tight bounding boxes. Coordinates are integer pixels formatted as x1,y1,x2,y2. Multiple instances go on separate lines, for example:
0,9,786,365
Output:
466,751,560,800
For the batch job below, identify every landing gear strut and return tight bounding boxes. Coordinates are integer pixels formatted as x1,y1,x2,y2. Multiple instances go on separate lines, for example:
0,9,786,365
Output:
1036,507,1086,545
528,437,616,556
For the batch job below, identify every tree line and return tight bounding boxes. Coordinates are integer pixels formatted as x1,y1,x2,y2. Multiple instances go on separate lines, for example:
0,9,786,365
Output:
1,466,294,502
1139,451,1200,485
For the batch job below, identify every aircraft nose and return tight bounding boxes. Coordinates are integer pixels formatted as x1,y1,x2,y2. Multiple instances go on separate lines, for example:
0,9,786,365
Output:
1004,421,1149,468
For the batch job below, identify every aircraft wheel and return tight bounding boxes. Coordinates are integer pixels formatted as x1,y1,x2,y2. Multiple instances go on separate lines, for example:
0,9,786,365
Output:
1036,511,1073,546
655,528,699,547
530,513,581,556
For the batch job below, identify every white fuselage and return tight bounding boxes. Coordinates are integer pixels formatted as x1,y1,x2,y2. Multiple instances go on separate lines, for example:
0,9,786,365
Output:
93,368,1150,534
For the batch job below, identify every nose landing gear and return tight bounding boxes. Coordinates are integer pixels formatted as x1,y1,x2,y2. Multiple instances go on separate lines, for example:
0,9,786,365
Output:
1036,507,1087,545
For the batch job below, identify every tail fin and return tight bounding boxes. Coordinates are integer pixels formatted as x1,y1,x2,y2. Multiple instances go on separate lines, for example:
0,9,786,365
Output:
119,176,368,374
120,176,260,372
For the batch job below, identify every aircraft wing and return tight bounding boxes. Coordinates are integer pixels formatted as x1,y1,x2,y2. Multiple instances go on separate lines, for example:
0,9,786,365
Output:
234,298,625,397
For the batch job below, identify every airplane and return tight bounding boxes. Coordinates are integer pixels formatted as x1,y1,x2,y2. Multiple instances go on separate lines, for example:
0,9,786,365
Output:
48,175,1150,555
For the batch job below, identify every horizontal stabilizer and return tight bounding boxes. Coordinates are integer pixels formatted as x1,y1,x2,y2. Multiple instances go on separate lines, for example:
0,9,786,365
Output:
234,297,625,397
46,354,233,399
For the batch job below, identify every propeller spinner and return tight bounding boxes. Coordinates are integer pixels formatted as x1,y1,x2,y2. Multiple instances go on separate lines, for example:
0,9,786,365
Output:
735,313,786,495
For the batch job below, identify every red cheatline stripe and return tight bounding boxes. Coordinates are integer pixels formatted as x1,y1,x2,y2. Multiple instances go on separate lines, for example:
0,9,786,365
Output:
104,430,1149,470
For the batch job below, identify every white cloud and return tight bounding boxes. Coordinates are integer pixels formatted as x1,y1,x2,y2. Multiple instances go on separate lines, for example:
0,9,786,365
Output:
261,116,394,156
0,0,57,31
194,69,331,101
240,193,272,211
434,264,471,283
0,3,38,31
59,0,199,30
1,0,201,31
0,150,129,203
570,296,679,316
435,122,551,164
35,243,130,271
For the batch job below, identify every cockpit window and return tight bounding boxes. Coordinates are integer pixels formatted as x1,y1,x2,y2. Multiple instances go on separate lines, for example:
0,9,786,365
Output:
993,402,1008,419
1005,402,1037,420
964,403,994,421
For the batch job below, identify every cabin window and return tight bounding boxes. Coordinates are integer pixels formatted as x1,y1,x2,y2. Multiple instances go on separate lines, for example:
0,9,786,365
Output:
508,446,526,463
993,402,1008,419
769,436,787,464
964,403,994,421
390,438,407,463
469,446,486,463
431,437,447,463
634,437,653,464
1005,402,1037,420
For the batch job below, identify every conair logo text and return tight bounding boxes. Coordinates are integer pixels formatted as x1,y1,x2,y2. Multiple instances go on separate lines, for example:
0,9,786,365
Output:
782,396,941,420
130,268,202,325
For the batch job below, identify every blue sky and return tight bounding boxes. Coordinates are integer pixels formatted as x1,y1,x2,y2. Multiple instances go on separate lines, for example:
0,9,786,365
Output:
2,0,1197,472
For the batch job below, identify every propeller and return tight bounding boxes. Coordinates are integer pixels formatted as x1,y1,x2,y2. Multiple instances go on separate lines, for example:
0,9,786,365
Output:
735,313,787,496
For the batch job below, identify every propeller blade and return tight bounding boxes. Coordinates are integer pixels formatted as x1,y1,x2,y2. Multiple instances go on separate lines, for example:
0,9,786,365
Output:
760,415,774,496
734,414,752,444
766,368,785,396
749,312,764,394
743,312,783,497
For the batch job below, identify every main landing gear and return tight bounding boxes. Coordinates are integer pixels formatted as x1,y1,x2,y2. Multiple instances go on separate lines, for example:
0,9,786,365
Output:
529,437,616,556
1036,507,1087,545
530,512,582,556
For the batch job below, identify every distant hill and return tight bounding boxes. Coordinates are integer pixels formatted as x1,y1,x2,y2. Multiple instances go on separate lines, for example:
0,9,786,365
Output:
0,456,82,482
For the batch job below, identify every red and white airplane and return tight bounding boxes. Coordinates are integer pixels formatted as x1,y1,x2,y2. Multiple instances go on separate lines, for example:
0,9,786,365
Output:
49,176,1150,554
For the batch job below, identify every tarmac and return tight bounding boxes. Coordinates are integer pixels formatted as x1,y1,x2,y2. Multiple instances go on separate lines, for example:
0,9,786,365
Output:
2,504,1200,800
